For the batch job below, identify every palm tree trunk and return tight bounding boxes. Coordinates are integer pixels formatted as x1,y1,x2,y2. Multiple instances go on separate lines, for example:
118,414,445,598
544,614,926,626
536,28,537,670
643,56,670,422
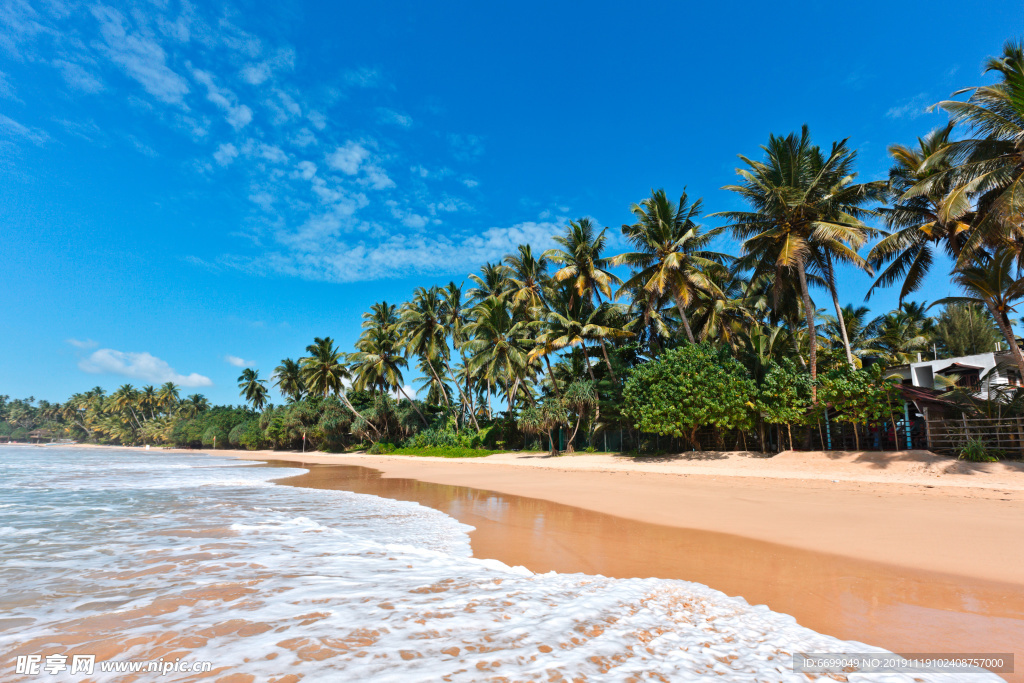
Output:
675,301,696,343
826,253,856,369
487,380,493,420
397,385,429,426
986,302,1024,381
441,358,481,432
425,360,452,409
581,344,596,381
543,355,562,400
567,409,583,453
598,340,619,383
797,262,818,403
337,393,381,437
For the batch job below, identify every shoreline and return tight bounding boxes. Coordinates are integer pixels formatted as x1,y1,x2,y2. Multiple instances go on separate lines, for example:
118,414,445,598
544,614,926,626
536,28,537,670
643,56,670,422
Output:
53,442,1024,583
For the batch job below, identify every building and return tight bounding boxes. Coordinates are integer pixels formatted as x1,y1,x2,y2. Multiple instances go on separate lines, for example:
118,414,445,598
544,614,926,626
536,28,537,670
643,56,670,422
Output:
888,351,1023,397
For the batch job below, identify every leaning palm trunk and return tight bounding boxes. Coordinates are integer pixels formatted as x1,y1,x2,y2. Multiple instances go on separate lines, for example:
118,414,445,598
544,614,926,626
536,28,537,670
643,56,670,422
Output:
826,254,856,369
338,393,381,438
425,361,452,409
396,385,429,426
598,339,619,384
797,262,818,403
441,357,481,432
543,355,562,400
986,302,1024,381
675,301,696,343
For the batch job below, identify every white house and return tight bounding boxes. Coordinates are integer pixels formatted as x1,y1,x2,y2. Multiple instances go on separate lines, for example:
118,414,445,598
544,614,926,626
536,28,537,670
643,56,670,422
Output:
888,351,1023,397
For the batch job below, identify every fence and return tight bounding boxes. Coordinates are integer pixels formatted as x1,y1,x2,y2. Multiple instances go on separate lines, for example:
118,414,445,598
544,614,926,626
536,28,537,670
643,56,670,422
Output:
925,416,1024,459
519,414,930,455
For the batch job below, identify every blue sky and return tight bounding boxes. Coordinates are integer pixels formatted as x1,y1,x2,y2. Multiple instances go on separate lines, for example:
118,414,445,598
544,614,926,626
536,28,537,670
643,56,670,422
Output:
1,0,1020,405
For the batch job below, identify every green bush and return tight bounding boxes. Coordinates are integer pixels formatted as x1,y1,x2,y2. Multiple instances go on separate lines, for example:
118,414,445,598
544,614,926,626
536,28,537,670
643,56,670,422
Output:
623,343,755,448
386,446,497,458
228,423,246,447
0,422,12,437
202,426,228,449
239,420,266,451
960,437,1000,463
11,426,28,441
367,441,394,454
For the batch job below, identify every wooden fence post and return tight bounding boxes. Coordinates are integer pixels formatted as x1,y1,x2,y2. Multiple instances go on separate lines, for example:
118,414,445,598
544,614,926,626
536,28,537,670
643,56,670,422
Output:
923,407,933,451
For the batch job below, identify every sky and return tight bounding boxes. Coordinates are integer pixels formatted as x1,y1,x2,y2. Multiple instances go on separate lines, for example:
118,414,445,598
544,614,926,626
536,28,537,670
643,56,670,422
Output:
1,0,1021,405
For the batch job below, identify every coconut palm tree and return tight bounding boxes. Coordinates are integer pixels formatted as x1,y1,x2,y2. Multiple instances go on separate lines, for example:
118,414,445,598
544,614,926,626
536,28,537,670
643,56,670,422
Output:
921,41,1024,264
157,382,180,413
400,286,453,409
545,218,621,307
714,126,883,397
503,244,550,314
351,326,427,426
463,297,533,416
614,188,729,343
867,123,969,302
467,262,511,305
272,358,305,402
237,368,269,411
932,248,1024,379
300,337,374,433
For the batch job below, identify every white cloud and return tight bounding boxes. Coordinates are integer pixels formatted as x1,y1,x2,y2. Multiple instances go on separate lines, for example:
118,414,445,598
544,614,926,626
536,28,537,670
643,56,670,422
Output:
343,66,382,88
363,165,394,190
91,5,190,105
191,67,252,129
239,47,295,85
295,160,317,179
224,354,255,367
53,59,104,93
377,107,412,128
326,141,369,175
66,338,98,349
247,219,566,283
0,113,48,145
886,93,933,120
79,348,212,387
213,142,238,165
462,178,479,188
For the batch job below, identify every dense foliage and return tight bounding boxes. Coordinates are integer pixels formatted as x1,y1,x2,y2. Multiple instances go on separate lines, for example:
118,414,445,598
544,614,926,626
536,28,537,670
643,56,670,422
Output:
623,344,754,447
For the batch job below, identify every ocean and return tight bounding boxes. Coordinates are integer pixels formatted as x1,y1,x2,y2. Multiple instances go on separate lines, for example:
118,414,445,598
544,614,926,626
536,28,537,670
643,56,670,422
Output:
0,446,1000,682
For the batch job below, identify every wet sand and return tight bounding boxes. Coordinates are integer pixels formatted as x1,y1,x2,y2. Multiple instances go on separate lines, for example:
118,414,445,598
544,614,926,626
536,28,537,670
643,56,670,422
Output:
260,459,1024,681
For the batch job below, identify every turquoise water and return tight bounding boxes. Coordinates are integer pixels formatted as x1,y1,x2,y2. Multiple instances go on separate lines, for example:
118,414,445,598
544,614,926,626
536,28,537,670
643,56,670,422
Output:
0,446,998,682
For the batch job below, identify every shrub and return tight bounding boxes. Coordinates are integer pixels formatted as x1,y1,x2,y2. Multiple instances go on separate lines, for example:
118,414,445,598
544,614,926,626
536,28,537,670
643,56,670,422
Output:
960,437,1000,463
202,426,228,449
11,426,28,442
239,420,266,451
367,441,394,454
623,343,755,448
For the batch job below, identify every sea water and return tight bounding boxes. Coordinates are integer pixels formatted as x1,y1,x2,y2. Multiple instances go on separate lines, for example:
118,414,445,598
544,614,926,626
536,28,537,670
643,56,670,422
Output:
0,446,999,682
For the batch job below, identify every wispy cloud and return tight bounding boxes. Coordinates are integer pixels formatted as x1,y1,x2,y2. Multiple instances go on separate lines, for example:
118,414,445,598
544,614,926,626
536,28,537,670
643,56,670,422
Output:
0,113,48,145
66,338,98,349
343,66,383,88
90,5,190,105
886,93,934,120
53,59,104,93
377,107,412,128
79,348,213,387
191,67,252,129
224,354,255,368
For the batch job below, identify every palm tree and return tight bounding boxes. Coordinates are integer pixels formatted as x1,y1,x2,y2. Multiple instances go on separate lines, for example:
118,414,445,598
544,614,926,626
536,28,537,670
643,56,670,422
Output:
140,385,158,419
300,337,373,432
921,41,1024,264
467,262,511,305
178,394,209,419
272,358,305,402
400,286,453,409
933,303,1001,357
463,297,533,416
932,248,1024,379
237,368,269,411
714,126,883,396
614,188,729,343
867,123,969,302
820,304,883,362
545,218,621,307
157,382,180,413
503,245,550,314
351,324,427,426
873,302,934,364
